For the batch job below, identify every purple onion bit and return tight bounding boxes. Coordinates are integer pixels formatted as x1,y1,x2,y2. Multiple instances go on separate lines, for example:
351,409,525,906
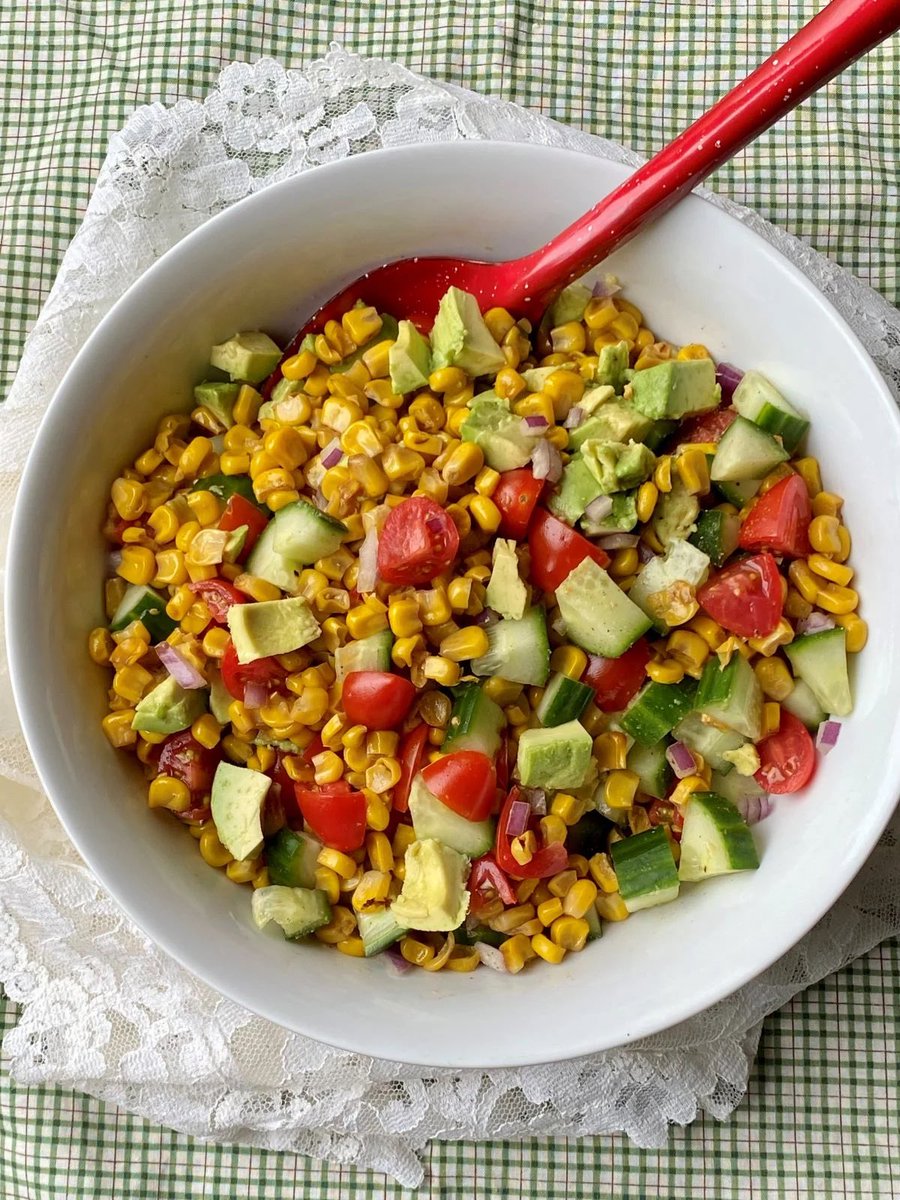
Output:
666,740,697,779
715,362,744,401
584,495,614,524
735,793,773,825
816,719,842,756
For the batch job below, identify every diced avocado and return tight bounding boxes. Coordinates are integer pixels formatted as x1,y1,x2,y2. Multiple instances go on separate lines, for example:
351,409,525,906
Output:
516,720,593,789
272,500,347,564
677,792,760,882
578,384,616,415
695,654,763,741
650,479,700,548
628,538,711,631
334,629,394,684
673,710,745,774
689,508,741,567
208,669,233,725
471,607,550,686
548,457,603,525
785,627,852,716
442,684,506,757
388,319,432,394
193,381,240,428
132,674,207,735
389,838,471,932
227,596,320,664
460,393,534,472
485,537,527,620
732,370,810,454
620,679,697,747
210,331,282,384
626,739,672,800
580,491,638,536
555,558,652,658
580,439,656,494
610,826,680,912
109,583,177,643
357,908,408,956
211,761,270,861
222,525,248,563
251,885,331,940
408,776,496,858
630,358,720,420
710,415,789,483
430,286,505,377
643,419,678,452
266,828,322,889
548,282,592,327
569,403,654,450
595,341,630,391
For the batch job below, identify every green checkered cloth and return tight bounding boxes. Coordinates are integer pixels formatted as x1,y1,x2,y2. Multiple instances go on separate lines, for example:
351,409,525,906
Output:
0,1,897,1196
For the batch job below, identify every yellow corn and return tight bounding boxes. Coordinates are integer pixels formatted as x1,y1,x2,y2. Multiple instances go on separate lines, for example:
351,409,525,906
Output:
499,934,532,974
315,847,356,882
190,713,222,750
676,342,711,360
88,627,114,665
441,442,484,486
112,664,153,704
808,553,854,587
670,774,706,807
418,587,452,626
514,390,555,425
116,546,156,587
423,655,461,687
346,604,389,640
546,869,577,899
653,456,673,493
808,515,842,555
531,933,566,964
539,814,568,847
835,612,868,653
468,495,502,533
543,369,586,420
365,832,393,875
785,587,813,621
185,490,223,528
146,775,191,812
834,525,852,563
312,866,340,905
646,657,686,685
550,915,590,951
562,878,598,919
438,626,490,662
811,491,843,519
351,870,391,912
793,456,822,497
315,907,359,945
365,757,401,793
365,789,391,831
198,826,233,868
101,710,137,747
592,731,628,771
604,769,640,810
388,596,422,639
111,477,146,521
312,750,343,786
493,366,526,403
754,656,794,702
675,447,710,496
550,792,588,826
762,701,782,738
788,560,820,604
547,645,586,680
589,852,619,894
815,581,859,615
391,634,425,671
537,897,564,926
595,891,630,921
666,629,710,674
482,677,522,706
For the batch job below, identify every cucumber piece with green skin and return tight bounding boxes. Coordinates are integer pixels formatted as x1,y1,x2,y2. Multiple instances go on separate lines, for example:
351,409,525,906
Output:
610,827,680,912
266,829,322,889
564,811,611,857
710,769,767,808
714,477,762,507
626,738,673,799
695,653,763,741
710,416,789,483
471,606,550,686
442,684,505,756
677,792,760,882
245,518,301,594
109,583,177,642
620,679,698,747
408,776,496,858
555,558,652,658
357,907,408,956
785,627,852,717
673,711,746,774
329,314,400,373
191,472,262,507
454,925,505,948
689,508,741,567
536,672,594,727
780,678,827,731
334,629,394,684
251,885,332,939
272,500,347,565
583,902,603,941
732,370,810,454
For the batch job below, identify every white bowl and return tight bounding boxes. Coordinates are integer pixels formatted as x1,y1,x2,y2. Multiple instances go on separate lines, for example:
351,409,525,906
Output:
8,142,900,1068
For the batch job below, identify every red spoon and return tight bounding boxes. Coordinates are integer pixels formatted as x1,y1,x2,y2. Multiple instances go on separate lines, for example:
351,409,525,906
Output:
270,0,899,382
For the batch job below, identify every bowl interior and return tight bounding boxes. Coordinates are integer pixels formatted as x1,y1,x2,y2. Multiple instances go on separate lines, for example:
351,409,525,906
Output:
9,141,900,1067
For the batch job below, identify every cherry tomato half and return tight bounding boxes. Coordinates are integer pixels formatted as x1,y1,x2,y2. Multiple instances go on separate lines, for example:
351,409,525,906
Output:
675,406,737,445
218,494,269,558
377,496,460,586
220,639,288,702
341,671,417,730
421,750,497,822
528,508,610,594
157,731,220,803
582,638,652,712
468,854,518,909
394,724,430,814
754,710,816,794
494,788,570,880
492,469,544,539
738,473,811,559
294,782,367,852
188,579,246,624
697,551,783,639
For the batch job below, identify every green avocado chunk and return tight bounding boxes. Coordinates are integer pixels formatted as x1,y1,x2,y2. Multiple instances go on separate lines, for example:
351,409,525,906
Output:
568,402,654,450
211,762,270,861
595,341,631,391
430,287,506,377
549,457,603,525
193,381,240,429
227,596,321,664
516,720,593,789
580,439,656,493
629,358,720,420
389,320,432,394
131,674,207,736
390,839,471,932
460,392,535,471
210,331,283,384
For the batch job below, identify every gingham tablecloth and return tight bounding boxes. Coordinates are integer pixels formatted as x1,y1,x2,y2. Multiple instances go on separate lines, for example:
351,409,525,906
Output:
0,3,897,1197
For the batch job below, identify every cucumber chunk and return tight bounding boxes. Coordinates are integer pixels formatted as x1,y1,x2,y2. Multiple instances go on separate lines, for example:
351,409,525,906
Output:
272,500,347,565
357,907,407,956
334,629,394,684
620,679,698,747
714,477,762,507
626,739,673,799
471,607,550,686
710,769,767,809
109,583,177,642
732,370,810,454
564,811,611,858
689,508,741,567
781,678,827,731
710,416,789,483
408,776,495,858
555,558,652,658
583,902,603,941
442,684,506,756
266,829,322,889
677,792,760,882
610,827,680,912
695,653,763,741
251,886,332,939
673,711,746,774
245,518,301,594
536,672,594,727
785,627,852,717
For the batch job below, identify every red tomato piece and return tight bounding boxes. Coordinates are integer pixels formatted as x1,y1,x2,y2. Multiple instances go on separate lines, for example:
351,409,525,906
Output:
220,640,288,701
754,710,816,794
494,789,570,879
157,731,219,801
697,552,783,638
188,579,246,624
421,751,497,822
582,638,652,712
294,782,367,852
377,496,460,586
492,469,544,539
219,494,269,557
528,508,610,594
342,671,417,731
738,474,811,559
675,406,737,445
468,855,518,909
394,724,429,814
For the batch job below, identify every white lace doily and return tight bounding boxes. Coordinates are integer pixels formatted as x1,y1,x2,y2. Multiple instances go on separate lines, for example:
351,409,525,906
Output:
0,48,898,1188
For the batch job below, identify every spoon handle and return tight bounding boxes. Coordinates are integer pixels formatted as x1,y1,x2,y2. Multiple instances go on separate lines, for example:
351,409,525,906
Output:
511,0,900,314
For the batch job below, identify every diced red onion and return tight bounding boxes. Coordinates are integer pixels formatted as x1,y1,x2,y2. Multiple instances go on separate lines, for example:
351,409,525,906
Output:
816,720,842,756
666,740,697,779
592,275,622,299
584,495,614,523
638,543,656,564
321,438,343,468
521,416,548,437
155,642,207,690
474,607,500,627
797,612,836,636
357,525,379,593
243,681,268,710
597,532,640,550
531,438,563,482
504,799,531,838
385,946,412,975
519,787,548,815
564,406,585,429
715,363,744,401
475,942,508,973
734,793,773,825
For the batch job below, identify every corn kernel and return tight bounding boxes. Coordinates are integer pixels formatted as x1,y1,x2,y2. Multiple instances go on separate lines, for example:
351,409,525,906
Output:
811,491,843,519
675,447,710,496
468,495,502,533
531,933,566,964
670,774,706,806
589,853,619,893
793,457,822,497
438,626,490,662
117,546,156,587
835,612,868,653
604,769,640,810
762,701,782,738
808,515,842,555
646,657,686,685
788,560,820,604
593,731,628,771
595,891,630,921
653,456,673,493
198,826,233,868
191,713,222,749
814,581,859,615
550,792,587,826
808,553,854,587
